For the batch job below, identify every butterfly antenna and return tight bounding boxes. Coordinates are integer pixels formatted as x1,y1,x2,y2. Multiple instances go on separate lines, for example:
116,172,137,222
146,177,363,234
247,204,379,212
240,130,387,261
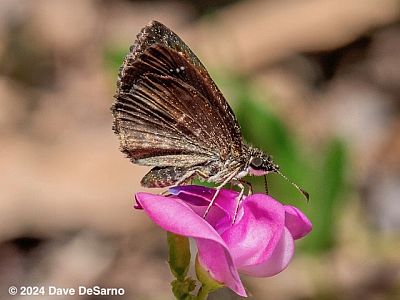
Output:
275,169,309,202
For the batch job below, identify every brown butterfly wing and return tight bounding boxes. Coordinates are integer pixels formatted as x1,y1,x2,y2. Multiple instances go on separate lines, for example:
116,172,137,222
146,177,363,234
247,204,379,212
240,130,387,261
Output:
114,73,228,167
112,21,243,168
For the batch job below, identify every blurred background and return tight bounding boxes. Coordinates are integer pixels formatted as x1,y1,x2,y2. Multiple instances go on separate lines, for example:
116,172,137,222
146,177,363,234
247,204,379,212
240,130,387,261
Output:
1,0,400,299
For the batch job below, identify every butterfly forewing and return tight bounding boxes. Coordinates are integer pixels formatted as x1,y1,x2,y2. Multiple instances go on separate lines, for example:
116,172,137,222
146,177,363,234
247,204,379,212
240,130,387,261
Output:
113,21,244,169
115,73,225,162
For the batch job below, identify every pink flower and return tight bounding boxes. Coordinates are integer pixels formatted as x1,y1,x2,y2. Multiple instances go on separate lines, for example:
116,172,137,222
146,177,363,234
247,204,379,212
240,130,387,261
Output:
135,185,312,297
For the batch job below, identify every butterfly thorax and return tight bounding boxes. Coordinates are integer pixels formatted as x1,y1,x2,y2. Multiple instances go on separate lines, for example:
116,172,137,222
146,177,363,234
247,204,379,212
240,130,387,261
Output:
206,145,278,184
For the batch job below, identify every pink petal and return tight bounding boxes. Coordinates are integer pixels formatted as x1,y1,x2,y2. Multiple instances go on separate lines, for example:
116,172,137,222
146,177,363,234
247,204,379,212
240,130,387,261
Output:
169,186,229,226
196,239,245,295
169,185,239,223
284,205,313,239
135,192,247,297
238,227,294,277
221,194,286,268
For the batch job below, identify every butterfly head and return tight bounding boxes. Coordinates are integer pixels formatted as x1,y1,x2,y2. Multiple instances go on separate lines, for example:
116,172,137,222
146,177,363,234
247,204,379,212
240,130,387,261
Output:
248,154,279,176
246,148,309,202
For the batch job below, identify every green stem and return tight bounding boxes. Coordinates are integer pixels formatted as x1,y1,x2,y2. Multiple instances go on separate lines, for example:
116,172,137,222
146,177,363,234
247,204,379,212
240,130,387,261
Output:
196,285,211,300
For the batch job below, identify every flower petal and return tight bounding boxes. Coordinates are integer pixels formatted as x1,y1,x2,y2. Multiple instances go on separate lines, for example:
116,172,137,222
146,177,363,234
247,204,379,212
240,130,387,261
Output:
169,185,239,226
196,239,244,295
238,227,294,277
284,205,313,239
221,194,286,268
135,192,247,297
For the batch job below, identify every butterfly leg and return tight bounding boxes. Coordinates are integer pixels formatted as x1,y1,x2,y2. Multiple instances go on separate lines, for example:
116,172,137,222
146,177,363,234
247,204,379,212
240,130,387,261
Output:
203,170,240,219
174,169,209,186
232,181,246,224
161,190,171,196
238,179,253,195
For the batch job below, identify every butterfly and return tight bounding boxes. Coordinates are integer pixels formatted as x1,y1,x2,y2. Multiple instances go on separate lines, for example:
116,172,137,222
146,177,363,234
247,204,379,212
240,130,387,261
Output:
111,21,308,220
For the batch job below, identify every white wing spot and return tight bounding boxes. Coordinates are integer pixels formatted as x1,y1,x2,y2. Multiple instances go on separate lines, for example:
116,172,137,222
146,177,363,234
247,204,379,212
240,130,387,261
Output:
176,68,180,73
180,66,185,71
177,115,185,122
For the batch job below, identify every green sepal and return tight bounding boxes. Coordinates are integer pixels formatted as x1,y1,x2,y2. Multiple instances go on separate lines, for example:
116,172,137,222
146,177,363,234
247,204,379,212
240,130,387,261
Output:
171,278,197,300
167,232,191,280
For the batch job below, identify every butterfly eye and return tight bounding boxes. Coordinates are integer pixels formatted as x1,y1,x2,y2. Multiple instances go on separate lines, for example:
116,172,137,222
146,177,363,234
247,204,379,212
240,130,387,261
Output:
250,157,263,169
